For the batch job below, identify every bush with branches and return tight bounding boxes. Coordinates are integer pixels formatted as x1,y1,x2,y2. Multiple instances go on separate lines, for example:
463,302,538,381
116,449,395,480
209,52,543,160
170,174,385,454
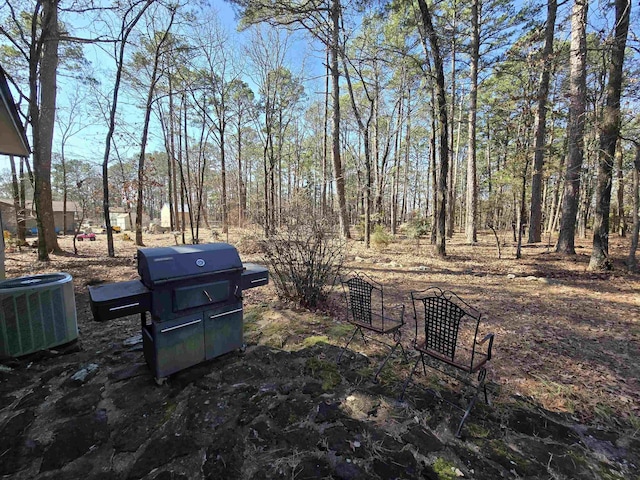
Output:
259,199,346,308
371,224,392,248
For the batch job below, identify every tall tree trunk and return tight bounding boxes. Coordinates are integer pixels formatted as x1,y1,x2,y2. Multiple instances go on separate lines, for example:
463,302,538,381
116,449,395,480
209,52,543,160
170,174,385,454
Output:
417,0,449,257
528,0,557,243
465,0,479,244
135,10,175,246
9,156,24,240
102,0,153,256
220,125,229,234
616,147,625,236
588,0,630,270
31,0,61,260
556,0,588,254
18,160,26,241
237,117,246,226
331,0,350,239
342,56,374,247
165,73,176,231
322,47,330,216
430,109,437,244
447,0,457,238
182,94,195,241
628,144,639,271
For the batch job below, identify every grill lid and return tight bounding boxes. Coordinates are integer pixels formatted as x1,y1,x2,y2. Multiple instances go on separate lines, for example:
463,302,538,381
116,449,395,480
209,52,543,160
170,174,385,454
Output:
138,243,243,286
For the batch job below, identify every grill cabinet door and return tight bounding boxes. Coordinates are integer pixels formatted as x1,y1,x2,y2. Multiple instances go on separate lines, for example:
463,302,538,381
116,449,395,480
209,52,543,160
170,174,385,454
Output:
173,280,230,312
147,312,205,378
204,302,243,360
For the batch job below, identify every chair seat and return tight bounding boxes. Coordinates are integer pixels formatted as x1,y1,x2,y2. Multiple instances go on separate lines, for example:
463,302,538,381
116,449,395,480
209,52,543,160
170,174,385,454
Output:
350,317,403,335
415,342,488,374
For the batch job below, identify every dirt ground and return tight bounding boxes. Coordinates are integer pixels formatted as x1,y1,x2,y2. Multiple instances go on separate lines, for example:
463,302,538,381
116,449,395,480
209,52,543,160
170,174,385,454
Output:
6,228,638,426
1,227,639,479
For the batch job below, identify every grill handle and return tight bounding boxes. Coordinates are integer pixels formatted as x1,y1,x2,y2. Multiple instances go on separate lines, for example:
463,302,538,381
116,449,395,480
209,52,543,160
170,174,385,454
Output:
146,267,244,286
160,318,202,333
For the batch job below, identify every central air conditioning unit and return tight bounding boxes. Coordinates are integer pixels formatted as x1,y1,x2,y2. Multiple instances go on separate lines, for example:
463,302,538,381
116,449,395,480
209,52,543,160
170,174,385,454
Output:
0,272,78,357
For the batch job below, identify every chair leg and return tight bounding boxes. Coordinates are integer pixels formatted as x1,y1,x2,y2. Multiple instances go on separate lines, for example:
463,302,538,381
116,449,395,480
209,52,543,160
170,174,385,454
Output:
399,355,422,401
455,390,479,438
337,326,361,364
480,369,490,405
372,340,401,383
398,342,409,363
455,369,487,438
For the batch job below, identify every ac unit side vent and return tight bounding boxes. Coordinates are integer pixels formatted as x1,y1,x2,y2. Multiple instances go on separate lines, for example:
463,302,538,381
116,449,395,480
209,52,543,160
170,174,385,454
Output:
0,273,78,357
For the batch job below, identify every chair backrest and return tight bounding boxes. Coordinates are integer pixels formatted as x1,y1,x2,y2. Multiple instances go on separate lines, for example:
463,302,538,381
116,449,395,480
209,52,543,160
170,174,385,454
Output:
412,287,480,363
342,274,383,327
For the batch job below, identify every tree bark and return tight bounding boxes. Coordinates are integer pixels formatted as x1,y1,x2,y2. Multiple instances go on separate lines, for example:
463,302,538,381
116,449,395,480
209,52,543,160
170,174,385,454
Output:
616,147,625,236
30,0,61,260
628,144,640,271
447,0,457,239
588,0,630,270
135,9,175,246
465,0,479,244
331,0,350,239
528,0,557,243
556,0,588,255
9,156,25,241
102,0,153,257
417,0,449,257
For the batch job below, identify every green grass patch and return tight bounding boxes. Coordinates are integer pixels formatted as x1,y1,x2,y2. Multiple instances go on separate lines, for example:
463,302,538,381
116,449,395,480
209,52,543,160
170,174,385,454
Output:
465,422,491,439
432,458,461,480
301,335,330,348
305,357,342,391
328,323,354,339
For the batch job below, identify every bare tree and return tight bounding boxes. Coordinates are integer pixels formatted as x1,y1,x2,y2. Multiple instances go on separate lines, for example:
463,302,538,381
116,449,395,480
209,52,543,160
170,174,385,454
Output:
416,0,449,257
130,4,177,246
629,142,640,271
556,0,588,255
231,0,351,239
100,0,154,257
465,0,479,244
56,90,94,235
528,0,557,243
588,0,631,270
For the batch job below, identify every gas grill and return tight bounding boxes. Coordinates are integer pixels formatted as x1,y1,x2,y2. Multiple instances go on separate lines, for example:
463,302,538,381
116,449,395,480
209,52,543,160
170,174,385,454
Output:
88,243,268,383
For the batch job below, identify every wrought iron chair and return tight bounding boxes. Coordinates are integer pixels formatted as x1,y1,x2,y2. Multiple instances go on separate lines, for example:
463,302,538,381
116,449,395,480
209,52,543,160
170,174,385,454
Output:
337,273,407,383
399,287,494,437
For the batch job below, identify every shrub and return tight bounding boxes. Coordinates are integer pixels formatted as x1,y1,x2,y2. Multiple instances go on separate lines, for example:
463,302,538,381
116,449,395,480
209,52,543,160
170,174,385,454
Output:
371,224,391,248
259,199,346,308
405,217,430,240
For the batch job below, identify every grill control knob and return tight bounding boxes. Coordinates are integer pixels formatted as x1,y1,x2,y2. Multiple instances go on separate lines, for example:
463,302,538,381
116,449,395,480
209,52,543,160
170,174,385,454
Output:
195,258,205,267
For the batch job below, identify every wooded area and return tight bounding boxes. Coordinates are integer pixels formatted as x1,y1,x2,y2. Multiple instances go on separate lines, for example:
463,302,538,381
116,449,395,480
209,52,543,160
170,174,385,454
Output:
0,0,638,270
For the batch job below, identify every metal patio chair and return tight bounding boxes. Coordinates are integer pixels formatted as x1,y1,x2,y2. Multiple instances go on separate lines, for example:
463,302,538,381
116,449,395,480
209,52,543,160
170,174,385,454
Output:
399,287,494,437
337,272,407,383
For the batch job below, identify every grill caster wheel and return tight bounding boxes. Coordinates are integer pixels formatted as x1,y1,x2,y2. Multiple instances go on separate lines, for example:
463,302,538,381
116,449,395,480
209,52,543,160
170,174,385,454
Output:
154,377,166,386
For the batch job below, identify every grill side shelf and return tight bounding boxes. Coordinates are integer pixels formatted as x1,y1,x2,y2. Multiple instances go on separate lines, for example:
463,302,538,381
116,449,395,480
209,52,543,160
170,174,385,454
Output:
88,280,150,322
241,263,269,290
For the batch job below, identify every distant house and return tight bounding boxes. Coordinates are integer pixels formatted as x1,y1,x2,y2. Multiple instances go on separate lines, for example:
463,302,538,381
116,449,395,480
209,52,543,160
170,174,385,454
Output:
160,202,189,229
108,207,130,231
0,199,79,234
108,207,150,231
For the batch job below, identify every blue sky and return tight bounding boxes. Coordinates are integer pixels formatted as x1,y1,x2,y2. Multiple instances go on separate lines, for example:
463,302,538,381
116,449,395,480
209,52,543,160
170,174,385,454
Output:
0,0,323,177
